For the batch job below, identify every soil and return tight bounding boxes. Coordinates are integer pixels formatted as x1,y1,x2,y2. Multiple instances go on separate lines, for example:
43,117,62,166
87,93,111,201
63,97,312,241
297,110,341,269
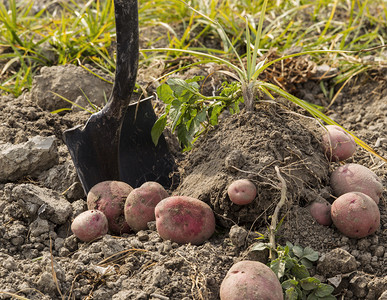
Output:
0,59,386,299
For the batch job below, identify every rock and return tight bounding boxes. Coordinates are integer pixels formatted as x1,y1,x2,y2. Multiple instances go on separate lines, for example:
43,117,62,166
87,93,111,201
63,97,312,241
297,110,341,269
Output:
38,161,85,201
229,225,248,247
36,271,60,295
350,274,370,298
31,65,112,111
0,136,58,182
4,183,72,224
379,290,387,300
317,248,357,277
29,217,50,237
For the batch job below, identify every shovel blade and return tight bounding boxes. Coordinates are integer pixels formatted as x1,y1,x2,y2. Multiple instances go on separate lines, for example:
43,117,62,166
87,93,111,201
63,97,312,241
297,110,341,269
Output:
119,98,178,189
64,111,122,194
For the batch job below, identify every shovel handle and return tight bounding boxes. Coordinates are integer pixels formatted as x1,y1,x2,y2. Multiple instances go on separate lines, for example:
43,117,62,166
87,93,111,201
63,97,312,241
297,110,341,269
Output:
104,0,139,117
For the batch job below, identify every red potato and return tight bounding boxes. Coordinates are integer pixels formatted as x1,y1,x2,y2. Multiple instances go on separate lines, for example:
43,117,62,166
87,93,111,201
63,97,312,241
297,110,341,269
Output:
71,210,108,242
220,260,283,300
124,181,169,232
155,196,215,245
227,179,257,205
331,192,380,239
308,199,332,226
330,163,383,205
87,180,133,235
322,125,357,162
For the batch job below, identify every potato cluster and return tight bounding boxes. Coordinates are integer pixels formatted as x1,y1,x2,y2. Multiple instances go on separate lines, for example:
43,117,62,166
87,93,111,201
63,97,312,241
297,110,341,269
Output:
71,180,216,245
308,125,384,239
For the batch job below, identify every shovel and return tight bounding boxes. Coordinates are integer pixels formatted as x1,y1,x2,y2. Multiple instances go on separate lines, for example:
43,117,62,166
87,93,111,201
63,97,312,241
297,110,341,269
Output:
63,0,176,194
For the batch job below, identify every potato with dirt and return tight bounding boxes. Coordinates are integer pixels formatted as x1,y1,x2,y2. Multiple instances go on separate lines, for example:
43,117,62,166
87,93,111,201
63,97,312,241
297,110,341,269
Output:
87,180,133,234
307,198,332,226
220,260,283,300
124,181,169,232
227,179,257,205
331,192,380,238
71,210,108,242
155,196,215,245
330,163,383,204
322,125,357,162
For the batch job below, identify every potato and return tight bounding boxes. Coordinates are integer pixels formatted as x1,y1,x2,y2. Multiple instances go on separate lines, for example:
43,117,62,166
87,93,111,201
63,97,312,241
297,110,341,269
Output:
155,196,215,245
87,180,133,234
227,179,257,205
322,125,356,162
71,210,108,242
330,163,383,205
220,260,283,300
307,198,332,226
124,181,169,232
331,192,380,238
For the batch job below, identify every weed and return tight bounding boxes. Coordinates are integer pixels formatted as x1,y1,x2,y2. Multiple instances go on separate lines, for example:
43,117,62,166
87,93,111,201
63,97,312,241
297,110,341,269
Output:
250,241,336,300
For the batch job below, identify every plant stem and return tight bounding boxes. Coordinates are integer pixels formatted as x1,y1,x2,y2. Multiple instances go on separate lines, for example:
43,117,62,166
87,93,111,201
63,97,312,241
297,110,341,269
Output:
269,166,287,259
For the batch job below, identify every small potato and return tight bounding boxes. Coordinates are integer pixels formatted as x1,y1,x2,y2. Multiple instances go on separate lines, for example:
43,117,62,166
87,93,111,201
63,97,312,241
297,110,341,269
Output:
308,198,332,226
125,181,169,232
227,179,257,205
322,125,356,162
331,192,380,239
155,196,215,245
87,180,133,234
220,260,283,300
71,210,108,242
330,163,383,204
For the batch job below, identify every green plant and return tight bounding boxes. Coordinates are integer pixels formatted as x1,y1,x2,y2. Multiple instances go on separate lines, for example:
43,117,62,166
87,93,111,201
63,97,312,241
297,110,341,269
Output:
152,76,242,150
149,0,386,162
251,242,336,300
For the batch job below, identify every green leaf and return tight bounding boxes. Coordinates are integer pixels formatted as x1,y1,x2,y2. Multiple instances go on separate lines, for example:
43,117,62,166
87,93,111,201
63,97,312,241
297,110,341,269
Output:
284,256,296,270
209,104,223,125
250,242,271,252
314,284,335,297
151,114,167,146
157,83,175,104
300,258,314,269
300,277,321,291
307,294,319,300
282,279,298,290
292,245,304,258
291,264,310,280
285,286,299,300
271,258,286,279
303,247,319,262
167,77,197,96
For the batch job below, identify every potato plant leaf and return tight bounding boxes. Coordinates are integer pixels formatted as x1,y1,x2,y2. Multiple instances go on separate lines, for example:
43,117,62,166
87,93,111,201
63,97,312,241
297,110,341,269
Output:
314,284,335,297
291,264,310,279
151,113,167,145
303,247,319,262
300,277,321,291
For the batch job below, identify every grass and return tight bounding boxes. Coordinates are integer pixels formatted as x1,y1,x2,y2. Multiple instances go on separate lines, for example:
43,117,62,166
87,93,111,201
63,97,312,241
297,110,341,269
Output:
1,0,386,97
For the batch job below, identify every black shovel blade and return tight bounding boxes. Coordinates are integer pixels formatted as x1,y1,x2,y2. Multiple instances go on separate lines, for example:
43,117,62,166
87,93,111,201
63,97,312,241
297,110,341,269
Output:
64,111,122,194
119,97,178,189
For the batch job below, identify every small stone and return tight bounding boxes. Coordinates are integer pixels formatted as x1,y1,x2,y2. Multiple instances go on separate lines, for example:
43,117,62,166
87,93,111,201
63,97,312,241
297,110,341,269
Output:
2,256,16,270
137,231,149,242
357,239,371,251
317,248,357,277
374,246,385,257
359,252,372,265
229,225,248,248
30,217,50,237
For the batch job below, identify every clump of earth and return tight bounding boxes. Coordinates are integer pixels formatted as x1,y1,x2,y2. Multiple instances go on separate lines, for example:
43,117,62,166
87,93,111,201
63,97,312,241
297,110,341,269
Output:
0,63,386,300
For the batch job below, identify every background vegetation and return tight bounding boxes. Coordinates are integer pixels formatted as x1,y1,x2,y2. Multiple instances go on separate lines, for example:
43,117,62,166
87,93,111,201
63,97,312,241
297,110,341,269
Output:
1,0,386,97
